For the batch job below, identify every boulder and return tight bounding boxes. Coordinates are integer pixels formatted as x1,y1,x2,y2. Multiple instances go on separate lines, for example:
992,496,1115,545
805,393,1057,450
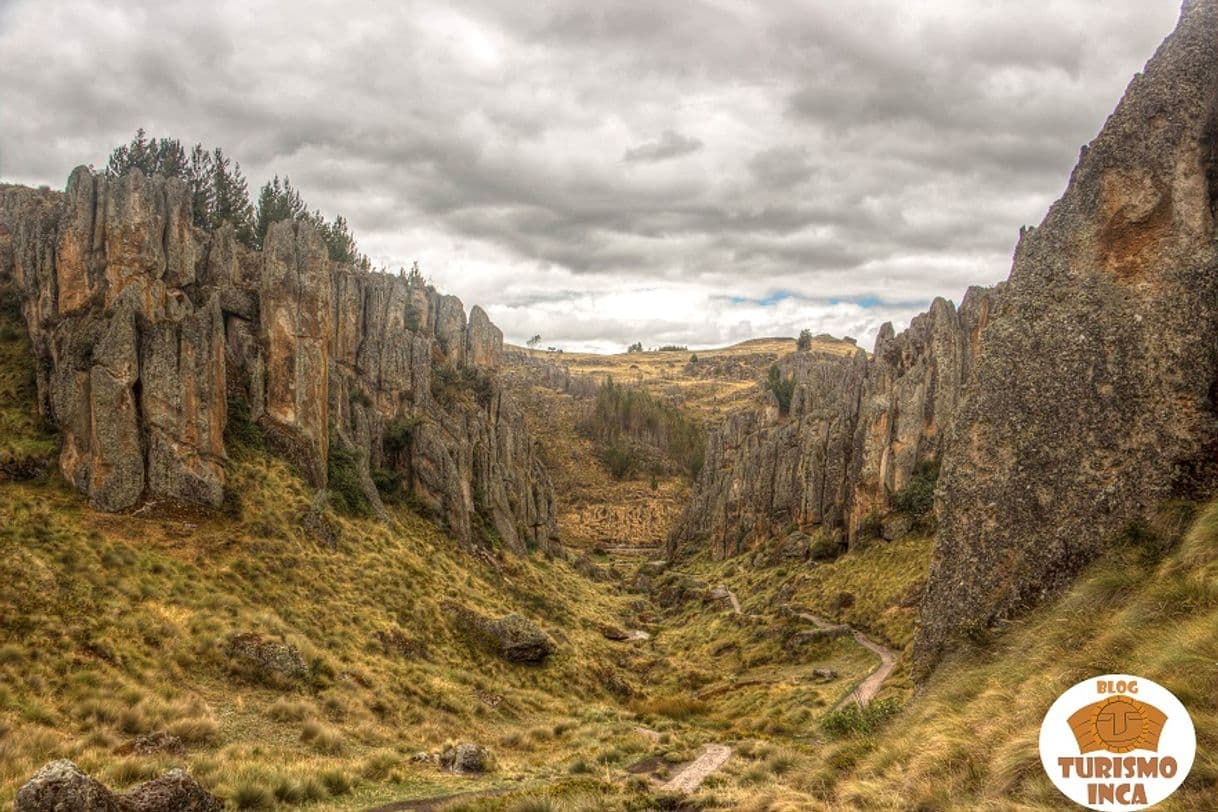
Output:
446,603,556,663
440,742,493,774
119,769,221,812
881,514,913,541
226,632,308,683
489,614,556,662
15,760,119,812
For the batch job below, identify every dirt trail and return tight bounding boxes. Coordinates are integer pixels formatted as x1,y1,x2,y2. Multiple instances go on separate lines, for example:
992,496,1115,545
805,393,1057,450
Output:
797,612,896,707
659,744,733,794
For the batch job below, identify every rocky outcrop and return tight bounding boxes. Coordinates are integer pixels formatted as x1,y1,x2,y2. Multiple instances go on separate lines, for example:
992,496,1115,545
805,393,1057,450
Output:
674,1,1218,675
0,168,558,553
15,761,220,812
445,601,557,662
914,0,1218,672
671,289,991,559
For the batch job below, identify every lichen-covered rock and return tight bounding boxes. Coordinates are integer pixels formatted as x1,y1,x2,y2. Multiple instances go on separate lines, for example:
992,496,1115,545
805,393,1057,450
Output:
439,742,494,774
465,305,502,368
14,760,120,812
14,762,220,812
914,0,1218,673
445,603,556,663
225,632,308,684
669,292,989,560
0,166,559,554
118,769,221,812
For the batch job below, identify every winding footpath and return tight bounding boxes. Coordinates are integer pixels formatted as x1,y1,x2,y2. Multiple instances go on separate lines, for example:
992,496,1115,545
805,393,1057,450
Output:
795,611,897,708
659,744,734,794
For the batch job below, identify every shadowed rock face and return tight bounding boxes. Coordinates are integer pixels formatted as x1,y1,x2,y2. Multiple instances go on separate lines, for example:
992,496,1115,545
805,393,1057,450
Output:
669,288,992,559
0,168,556,553
914,0,1218,672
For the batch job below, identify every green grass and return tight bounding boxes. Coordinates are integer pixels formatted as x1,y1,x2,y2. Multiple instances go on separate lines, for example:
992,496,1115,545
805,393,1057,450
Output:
0,284,56,477
0,445,651,807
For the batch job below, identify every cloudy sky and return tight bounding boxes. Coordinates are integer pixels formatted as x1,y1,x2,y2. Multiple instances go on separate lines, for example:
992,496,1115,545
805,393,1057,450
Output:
0,0,1183,352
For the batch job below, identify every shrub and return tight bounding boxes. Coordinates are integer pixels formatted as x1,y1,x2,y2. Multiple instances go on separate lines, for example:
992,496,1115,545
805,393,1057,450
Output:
327,445,370,517
319,769,351,796
231,782,275,810
601,443,636,480
820,697,902,738
383,416,420,458
892,460,939,520
224,396,265,451
301,720,344,754
631,696,709,720
578,378,705,479
766,365,795,414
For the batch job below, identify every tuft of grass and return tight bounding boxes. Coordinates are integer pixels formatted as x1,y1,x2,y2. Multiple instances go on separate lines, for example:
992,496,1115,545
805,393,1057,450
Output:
631,696,709,721
820,698,902,738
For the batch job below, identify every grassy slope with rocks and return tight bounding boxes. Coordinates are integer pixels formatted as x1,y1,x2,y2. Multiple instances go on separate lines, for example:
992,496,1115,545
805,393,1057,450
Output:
4,272,1217,811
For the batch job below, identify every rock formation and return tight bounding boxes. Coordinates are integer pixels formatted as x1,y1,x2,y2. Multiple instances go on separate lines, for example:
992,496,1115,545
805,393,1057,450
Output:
670,288,992,559
0,167,558,553
673,0,1218,675
914,0,1218,671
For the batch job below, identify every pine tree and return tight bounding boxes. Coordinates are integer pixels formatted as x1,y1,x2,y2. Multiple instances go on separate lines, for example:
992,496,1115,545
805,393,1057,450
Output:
210,148,255,245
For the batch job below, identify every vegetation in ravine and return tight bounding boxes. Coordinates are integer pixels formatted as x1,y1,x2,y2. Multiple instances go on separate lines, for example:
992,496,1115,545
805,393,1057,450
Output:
577,378,705,481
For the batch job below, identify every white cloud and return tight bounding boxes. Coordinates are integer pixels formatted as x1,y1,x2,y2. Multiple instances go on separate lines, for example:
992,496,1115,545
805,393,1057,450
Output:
0,0,1185,352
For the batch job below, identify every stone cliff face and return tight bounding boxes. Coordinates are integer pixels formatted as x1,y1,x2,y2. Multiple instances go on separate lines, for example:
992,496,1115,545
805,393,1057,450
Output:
669,290,992,560
914,0,1218,671
674,0,1218,674
0,167,558,554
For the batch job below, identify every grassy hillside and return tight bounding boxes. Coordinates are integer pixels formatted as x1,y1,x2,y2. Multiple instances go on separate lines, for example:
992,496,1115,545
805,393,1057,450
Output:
817,503,1218,810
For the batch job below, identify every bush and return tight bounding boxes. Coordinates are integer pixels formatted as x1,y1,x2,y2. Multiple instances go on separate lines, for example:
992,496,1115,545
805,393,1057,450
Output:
797,329,813,351
766,364,795,414
578,378,705,479
383,416,420,458
224,396,265,451
892,460,939,519
601,443,636,480
820,697,901,738
327,445,371,517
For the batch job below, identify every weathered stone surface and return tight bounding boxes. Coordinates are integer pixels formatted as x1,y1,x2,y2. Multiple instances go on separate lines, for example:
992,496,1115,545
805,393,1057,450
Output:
0,166,558,554
466,305,502,368
15,761,220,812
118,769,221,812
446,602,556,663
15,760,120,812
226,632,308,683
439,742,494,774
914,0,1218,672
260,220,332,486
671,291,989,560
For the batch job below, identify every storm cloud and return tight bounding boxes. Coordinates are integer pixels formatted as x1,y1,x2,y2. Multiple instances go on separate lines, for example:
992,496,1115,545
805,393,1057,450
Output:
0,0,1183,352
